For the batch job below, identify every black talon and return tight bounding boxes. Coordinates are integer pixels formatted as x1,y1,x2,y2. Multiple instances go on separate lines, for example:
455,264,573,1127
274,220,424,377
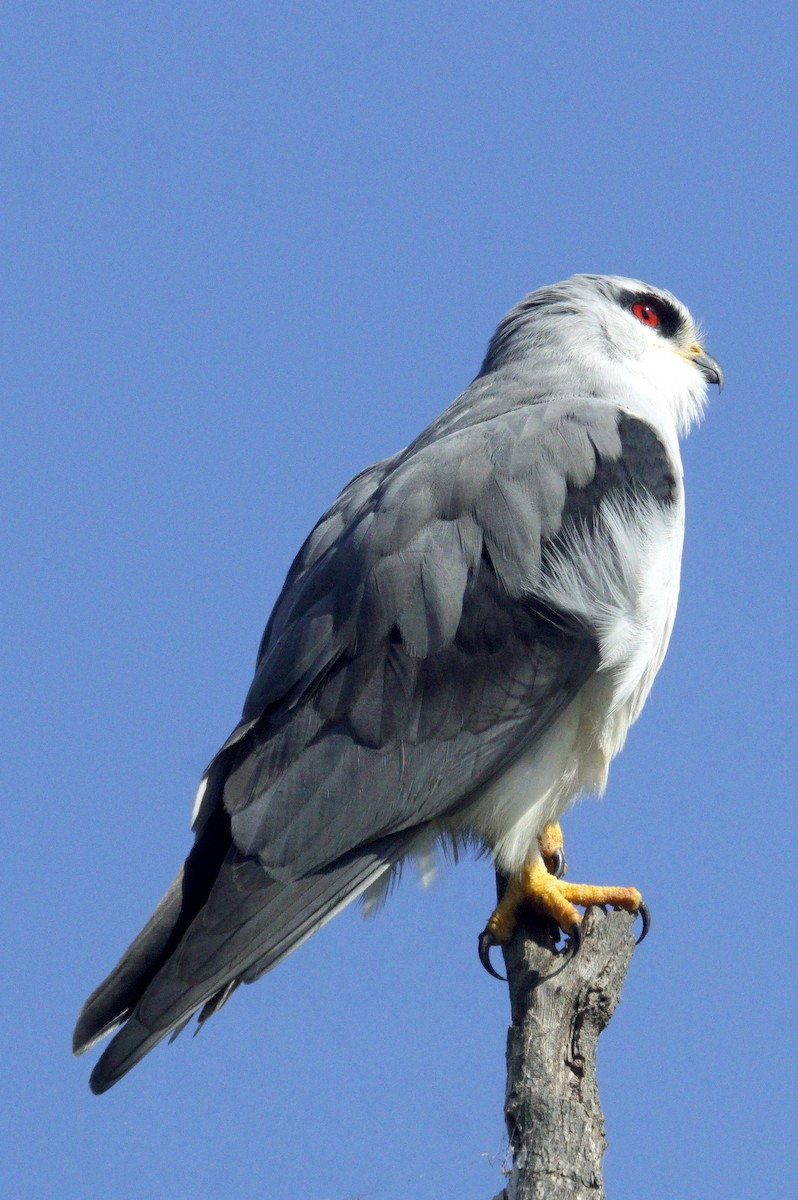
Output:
635,902,651,944
478,928,507,981
551,848,565,879
559,920,582,959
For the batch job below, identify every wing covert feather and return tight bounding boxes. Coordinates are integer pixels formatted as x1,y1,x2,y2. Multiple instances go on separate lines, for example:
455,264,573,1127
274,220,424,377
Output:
217,394,672,879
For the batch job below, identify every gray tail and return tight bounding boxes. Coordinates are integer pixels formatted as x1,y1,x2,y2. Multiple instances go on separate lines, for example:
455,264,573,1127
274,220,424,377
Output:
77,831,412,1094
73,798,232,1059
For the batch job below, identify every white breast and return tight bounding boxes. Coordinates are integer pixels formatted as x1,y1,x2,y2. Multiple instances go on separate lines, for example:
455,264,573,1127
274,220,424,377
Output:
464,492,685,876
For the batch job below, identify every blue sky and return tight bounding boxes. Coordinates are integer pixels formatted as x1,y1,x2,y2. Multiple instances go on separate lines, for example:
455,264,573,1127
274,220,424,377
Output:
4,4,797,1198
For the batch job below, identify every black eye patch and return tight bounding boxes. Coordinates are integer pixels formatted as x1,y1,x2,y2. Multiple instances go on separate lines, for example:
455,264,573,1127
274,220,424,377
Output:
623,292,683,340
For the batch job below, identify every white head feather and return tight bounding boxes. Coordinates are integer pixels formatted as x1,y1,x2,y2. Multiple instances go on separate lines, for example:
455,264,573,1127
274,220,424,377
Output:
480,274,715,439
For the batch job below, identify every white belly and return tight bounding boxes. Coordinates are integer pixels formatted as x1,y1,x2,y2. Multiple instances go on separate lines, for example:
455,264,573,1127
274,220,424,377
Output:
463,494,685,876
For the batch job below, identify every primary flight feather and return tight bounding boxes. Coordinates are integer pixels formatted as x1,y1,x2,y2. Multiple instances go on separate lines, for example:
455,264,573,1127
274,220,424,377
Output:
74,274,721,1092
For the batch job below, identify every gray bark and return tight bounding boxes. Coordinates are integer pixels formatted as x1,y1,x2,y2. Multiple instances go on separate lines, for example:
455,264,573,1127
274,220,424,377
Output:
491,905,638,1200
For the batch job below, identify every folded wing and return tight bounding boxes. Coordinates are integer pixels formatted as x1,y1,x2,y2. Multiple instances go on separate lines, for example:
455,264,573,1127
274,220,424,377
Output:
75,384,674,1091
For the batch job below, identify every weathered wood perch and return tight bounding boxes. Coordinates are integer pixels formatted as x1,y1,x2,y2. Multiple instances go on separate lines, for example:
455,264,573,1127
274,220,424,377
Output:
492,902,638,1200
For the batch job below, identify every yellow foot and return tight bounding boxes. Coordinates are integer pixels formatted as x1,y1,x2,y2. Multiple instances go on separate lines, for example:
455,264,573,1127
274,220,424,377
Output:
538,822,566,877
478,859,649,980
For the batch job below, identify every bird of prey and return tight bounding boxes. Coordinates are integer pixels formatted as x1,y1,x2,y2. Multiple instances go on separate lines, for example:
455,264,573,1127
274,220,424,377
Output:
74,274,721,1093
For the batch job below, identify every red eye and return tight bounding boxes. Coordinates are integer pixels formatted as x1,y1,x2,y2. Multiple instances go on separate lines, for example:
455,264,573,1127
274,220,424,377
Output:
632,302,660,328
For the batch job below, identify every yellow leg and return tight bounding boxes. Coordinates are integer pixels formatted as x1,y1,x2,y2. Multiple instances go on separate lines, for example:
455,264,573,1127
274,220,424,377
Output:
479,851,648,979
538,822,566,876
524,861,641,930
483,877,527,946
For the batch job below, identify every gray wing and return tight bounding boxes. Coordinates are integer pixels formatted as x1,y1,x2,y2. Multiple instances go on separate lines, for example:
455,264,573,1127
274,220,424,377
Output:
216,394,676,876
75,388,676,1091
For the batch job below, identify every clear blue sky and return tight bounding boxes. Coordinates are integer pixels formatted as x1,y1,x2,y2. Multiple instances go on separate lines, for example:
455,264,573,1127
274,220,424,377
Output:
4,5,796,1198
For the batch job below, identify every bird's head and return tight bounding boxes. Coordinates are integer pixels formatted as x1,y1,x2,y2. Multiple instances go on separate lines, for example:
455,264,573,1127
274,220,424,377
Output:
479,274,723,436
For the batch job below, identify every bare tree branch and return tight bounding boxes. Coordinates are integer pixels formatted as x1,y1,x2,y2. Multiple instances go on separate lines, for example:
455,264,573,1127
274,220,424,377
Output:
491,904,638,1200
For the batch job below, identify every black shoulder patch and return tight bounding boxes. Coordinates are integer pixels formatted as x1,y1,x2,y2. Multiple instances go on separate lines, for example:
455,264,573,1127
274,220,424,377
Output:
616,415,678,504
559,414,677,530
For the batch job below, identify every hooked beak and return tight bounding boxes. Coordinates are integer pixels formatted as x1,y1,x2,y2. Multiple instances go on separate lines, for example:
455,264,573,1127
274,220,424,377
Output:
689,343,724,391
